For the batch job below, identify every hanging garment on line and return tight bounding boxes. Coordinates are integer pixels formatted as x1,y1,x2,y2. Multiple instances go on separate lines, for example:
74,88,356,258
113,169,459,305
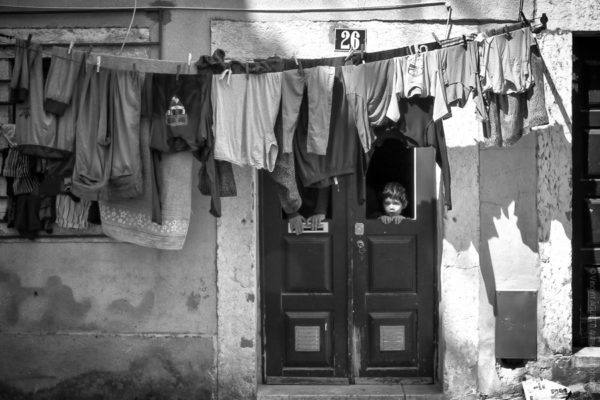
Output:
148,73,212,153
342,58,395,152
100,117,193,250
71,65,143,201
437,41,485,119
483,46,549,147
282,66,335,155
481,27,533,94
382,96,452,210
212,72,281,172
293,67,358,188
56,194,91,230
45,47,86,116
387,50,448,122
11,40,68,159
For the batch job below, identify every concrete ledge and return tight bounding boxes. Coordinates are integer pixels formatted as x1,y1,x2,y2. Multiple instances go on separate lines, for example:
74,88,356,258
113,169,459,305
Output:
257,384,443,399
572,347,600,369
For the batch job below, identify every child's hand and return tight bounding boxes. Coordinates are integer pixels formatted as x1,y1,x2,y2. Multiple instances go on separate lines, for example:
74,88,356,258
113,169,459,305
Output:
392,215,405,224
379,215,393,224
379,215,405,224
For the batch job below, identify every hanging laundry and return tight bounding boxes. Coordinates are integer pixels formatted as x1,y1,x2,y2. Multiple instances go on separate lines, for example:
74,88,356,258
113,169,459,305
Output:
100,117,193,250
387,48,448,122
11,39,66,159
55,193,91,230
71,65,143,201
45,47,85,116
148,73,212,153
212,72,281,172
281,66,335,155
480,27,534,94
293,67,358,188
483,46,549,147
342,58,395,152
436,41,487,121
378,97,452,210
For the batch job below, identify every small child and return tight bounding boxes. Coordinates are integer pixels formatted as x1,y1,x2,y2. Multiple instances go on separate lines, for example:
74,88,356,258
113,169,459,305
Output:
379,182,408,224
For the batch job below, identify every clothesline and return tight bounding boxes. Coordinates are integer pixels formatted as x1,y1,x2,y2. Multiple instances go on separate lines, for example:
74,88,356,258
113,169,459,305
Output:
0,14,548,76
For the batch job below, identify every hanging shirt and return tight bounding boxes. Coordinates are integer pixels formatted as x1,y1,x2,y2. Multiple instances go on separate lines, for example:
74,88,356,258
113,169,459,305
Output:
390,97,452,210
342,58,395,152
11,40,64,159
481,27,533,94
212,72,281,172
387,49,448,123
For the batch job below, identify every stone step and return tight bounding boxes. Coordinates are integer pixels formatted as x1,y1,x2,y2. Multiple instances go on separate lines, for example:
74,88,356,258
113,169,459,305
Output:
257,384,444,400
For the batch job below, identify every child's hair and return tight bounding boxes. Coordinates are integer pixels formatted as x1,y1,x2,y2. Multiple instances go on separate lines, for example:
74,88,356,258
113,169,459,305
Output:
381,182,408,210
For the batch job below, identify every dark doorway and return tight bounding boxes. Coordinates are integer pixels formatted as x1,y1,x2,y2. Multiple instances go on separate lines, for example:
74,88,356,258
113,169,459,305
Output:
573,34,600,348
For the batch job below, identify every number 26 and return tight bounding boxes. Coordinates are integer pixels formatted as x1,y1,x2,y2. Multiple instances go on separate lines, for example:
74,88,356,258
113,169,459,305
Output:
340,30,361,50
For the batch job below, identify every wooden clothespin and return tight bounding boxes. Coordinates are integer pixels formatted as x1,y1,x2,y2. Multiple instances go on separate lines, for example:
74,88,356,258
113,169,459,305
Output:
176,64,181,81
503,26,512,39
432,32,441,46
360,43,365,64
67,40,75,54
187,53,192,68
26,33,32,47
292,54,304,77
245,61,250,80
96,55,101,73
344,48,355,62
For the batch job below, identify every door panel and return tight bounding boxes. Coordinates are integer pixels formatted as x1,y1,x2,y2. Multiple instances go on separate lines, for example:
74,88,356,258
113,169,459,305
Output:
260,172,348,379
349,146,436,379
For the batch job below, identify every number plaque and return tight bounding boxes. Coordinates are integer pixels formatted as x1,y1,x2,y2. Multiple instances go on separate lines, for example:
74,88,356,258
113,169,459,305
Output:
334,28,366,52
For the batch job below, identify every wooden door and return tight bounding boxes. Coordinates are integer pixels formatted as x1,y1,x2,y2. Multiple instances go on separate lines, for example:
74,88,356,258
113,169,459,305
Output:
260,171,349,382
573,35,600,347
260,144,436,382
349,144,436,382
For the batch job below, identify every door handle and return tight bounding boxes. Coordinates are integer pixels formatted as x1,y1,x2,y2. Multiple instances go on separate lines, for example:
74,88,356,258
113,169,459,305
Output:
356,239,366,254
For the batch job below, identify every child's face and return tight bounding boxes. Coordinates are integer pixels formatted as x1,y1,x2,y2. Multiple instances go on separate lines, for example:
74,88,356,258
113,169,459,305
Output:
383,197,404,216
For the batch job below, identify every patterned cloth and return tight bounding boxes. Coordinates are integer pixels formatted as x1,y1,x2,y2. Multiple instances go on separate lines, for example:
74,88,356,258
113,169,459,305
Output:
100,117,192,250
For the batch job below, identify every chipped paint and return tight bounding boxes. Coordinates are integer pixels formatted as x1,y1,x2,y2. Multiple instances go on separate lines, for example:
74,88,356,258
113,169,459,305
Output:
240,338,254,348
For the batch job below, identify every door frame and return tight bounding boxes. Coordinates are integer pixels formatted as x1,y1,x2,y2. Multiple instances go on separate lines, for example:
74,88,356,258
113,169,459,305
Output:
258,148,441,384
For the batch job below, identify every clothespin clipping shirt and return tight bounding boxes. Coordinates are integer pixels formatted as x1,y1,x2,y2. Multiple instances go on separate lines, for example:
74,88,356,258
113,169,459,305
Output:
96,55,101,72
68,40,74,55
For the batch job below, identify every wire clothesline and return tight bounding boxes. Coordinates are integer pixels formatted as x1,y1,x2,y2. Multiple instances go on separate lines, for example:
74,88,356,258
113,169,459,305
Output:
0,13,548,75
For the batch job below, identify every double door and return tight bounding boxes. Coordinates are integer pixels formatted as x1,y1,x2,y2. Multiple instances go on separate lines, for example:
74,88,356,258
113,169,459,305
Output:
260,146,436,383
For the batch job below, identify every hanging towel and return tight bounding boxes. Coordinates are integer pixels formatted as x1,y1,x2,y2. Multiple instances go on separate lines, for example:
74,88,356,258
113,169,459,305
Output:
100,117,192,250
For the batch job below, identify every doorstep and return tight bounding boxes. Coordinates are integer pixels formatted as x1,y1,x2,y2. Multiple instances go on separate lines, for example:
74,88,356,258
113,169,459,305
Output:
257,384,443,400
572,347,600,368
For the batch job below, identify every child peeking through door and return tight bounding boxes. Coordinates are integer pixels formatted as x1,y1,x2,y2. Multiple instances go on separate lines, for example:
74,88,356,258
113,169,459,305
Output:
379,182,408,224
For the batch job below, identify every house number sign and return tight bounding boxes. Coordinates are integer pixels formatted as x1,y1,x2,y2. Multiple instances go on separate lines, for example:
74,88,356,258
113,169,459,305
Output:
334,28,366,52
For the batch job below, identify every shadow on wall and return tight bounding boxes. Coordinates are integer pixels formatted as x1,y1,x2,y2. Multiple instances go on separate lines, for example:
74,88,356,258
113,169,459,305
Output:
0,269,155,331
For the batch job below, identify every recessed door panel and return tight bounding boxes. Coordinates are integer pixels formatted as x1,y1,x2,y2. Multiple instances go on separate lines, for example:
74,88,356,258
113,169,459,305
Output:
284,236,333,293
368,235,417,292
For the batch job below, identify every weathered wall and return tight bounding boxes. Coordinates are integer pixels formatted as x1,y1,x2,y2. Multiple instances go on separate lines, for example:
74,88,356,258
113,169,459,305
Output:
0,10,219,399
1,0,599,399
